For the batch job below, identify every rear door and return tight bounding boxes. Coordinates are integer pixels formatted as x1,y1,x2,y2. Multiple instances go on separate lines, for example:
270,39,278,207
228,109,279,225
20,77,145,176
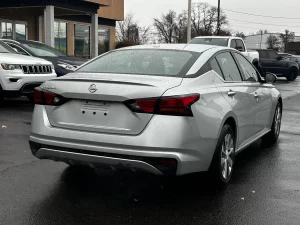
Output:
212,52,257,146
233,52,273,133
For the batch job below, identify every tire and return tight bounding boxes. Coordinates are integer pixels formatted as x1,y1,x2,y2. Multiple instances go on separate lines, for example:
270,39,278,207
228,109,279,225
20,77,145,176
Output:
261,102,282,147
27,94,34,103
0,86,5,108
209,124,236,189
286,67,298,81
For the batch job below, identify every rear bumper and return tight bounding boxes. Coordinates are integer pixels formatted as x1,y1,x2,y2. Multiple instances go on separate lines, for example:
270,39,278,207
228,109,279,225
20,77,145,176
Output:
29,105,218,176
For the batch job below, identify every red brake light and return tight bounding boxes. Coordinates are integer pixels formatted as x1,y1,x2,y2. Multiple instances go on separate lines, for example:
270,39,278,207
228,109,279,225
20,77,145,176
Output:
34,88,65,106
126,94,199,117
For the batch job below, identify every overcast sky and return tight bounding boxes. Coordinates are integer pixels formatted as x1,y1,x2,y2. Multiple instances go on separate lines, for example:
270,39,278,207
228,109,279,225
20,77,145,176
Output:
125,0,300,35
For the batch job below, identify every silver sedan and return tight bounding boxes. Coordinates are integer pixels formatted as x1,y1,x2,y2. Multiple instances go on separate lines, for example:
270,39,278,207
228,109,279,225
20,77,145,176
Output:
29,44,282,187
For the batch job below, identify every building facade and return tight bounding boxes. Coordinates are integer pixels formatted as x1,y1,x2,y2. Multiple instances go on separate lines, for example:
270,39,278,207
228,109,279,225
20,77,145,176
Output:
0,0,124,58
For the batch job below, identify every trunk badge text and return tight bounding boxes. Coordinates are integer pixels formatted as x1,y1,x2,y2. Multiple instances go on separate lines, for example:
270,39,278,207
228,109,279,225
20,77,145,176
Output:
89,84,97,93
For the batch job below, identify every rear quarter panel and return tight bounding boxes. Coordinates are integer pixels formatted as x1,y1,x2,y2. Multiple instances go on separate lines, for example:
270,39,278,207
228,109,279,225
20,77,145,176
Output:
163,71,233,140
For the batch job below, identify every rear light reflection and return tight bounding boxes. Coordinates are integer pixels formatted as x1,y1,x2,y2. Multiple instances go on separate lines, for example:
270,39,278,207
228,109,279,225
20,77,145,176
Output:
126,94,200,117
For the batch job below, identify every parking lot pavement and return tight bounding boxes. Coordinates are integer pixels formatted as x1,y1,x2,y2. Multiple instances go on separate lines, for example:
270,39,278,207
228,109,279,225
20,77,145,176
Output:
0,79,300,225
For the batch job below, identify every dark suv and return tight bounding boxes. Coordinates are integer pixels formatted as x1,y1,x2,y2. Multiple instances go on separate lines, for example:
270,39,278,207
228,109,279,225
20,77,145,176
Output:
256,49,299,81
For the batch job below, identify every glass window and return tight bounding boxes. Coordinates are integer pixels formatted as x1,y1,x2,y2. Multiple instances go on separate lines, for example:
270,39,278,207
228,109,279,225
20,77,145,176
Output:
210,58,223,77
8,43,29,55
230,40,237,48
77,49,199,77
234,53,258,82
15,24,26,40
236,40,245,52
0,41,16,53
2,22,13,39
54,21,67,54
98,27,110,55
257,51,268,59
216,52,242,82
189,38,229,47
267,50,278,59
74,24,90,58
22,42,66,57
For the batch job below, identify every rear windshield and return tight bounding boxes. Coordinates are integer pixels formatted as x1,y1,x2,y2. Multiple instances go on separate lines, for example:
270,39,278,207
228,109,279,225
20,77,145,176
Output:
189,38,229,47
76,49,199,77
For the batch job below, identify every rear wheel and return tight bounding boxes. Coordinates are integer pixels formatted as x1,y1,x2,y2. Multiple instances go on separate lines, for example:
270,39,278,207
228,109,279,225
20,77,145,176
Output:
286,67,298,81
0,86,5,108
209,124,236,189
261,102,282,147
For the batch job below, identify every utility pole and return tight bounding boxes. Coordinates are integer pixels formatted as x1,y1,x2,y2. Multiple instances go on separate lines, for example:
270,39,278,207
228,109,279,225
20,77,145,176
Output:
217,0,220,35
187,0,192,42
260,30,263,49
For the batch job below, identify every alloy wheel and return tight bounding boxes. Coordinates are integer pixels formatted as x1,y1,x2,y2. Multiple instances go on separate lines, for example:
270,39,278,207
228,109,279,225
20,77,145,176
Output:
221,134,234,180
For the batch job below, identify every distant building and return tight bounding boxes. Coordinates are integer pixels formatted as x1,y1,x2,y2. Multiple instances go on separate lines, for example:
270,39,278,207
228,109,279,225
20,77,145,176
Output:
245,33,300,51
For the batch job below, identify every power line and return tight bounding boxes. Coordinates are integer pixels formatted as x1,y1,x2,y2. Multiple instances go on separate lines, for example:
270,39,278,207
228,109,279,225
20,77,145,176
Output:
224,9,300,20
229,19,300,28
230,24,300,34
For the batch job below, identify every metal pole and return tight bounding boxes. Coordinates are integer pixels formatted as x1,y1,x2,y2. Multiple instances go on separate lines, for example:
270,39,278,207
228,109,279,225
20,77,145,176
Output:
260,31,263,49
187,0,192,42
217,0,220,35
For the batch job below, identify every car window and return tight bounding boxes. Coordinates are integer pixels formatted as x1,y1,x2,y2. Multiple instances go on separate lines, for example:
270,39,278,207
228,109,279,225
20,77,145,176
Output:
236,40,245,52
234,53,258,82
210,58,223,77
189,38,229,47
77,49,200,77
257,51,268,59
22,42,66,57
215,52,242,82
8,43,29,55
267,51,278,59
230,40,237,48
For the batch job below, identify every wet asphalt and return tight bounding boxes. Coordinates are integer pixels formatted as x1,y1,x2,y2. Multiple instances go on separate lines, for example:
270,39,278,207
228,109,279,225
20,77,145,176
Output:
0,78,300,225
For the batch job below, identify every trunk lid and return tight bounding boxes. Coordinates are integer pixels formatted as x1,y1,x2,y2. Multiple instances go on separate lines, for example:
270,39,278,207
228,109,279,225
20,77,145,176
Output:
43,73,182,135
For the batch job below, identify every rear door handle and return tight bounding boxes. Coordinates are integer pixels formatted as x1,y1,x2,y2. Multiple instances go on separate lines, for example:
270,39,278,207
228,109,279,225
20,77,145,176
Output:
228,90,236,97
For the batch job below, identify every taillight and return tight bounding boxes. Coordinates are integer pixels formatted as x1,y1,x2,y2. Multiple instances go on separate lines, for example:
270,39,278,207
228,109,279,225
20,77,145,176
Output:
34,88,66,106
125,94,199,117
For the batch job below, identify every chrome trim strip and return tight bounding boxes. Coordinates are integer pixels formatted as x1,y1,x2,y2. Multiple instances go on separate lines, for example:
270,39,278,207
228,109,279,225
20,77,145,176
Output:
36,148,163,175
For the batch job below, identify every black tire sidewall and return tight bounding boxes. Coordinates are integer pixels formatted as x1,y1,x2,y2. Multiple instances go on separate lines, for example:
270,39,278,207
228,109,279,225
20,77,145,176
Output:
210,124,236,186
287,68,298,81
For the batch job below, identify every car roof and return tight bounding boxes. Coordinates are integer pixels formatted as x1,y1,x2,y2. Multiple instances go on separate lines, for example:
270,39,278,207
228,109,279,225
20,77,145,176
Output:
0,39,43,45
117,44,231,54
193,36,232,39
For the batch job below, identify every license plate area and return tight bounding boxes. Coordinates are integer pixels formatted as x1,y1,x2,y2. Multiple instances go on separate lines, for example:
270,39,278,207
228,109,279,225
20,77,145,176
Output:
81,100,109,113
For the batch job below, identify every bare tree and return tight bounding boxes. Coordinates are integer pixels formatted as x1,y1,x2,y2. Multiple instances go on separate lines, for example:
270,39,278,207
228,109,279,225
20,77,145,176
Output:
266,34,280,49
256,29,269,35
116,13,150,45
279,30,295,52
153,10,179,43
235,31,246,40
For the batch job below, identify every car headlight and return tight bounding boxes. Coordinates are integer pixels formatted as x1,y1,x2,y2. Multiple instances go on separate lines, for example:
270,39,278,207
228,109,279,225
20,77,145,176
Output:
1,64,21,70
57,63,76,71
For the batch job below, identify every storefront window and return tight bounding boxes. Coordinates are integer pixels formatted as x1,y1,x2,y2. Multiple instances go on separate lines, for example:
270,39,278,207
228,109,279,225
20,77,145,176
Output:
74,24,90,58
54,21,68,54
98,27,110,55
16,24,26,40
2,22,13,39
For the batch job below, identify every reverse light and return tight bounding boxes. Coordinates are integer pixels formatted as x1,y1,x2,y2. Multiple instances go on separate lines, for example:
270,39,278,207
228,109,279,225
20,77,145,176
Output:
125,94,200,117
34,88,66,106
1,63,21,70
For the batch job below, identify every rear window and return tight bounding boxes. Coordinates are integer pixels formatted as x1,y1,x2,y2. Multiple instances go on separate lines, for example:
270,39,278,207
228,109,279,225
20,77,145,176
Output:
257,51,269,58
189,38,229,47
76,49,199,77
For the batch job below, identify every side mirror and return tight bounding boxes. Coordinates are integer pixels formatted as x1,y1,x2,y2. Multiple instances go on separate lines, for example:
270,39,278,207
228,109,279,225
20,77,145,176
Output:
276,56,283,60
265,72,277,84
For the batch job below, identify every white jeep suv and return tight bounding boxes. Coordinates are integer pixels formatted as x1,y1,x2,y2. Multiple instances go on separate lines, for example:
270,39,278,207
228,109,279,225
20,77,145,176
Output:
0,40,56,105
